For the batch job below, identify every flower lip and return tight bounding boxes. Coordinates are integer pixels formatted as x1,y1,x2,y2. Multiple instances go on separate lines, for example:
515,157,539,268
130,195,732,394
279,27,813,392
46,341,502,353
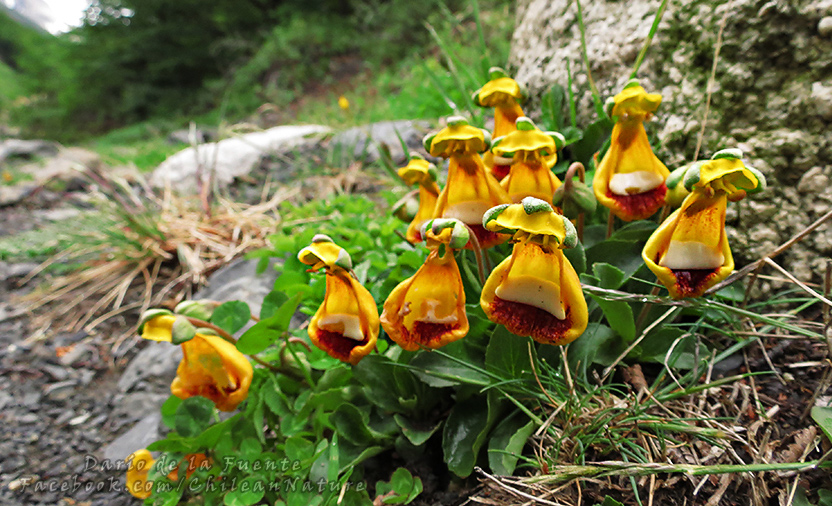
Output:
483,198,576,247
473,67,527,107
611,82,662,118
298,239,353,271
398,156,439,187
423,117,491,157
491,117,564,159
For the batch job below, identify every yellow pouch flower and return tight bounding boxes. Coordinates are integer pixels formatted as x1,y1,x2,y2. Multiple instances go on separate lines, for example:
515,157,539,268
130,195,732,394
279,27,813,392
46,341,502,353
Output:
473,67,528,180
481,198,587,345
299,235,379,365
491,117,564,203
594,80,670,221
643,149,766,298
424,116,510,249
126,449,155,499
381,219,470,351
397,154,440,244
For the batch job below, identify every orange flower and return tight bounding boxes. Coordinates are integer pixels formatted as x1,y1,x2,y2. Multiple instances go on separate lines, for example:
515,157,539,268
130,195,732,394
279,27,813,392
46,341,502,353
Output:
381,219,469,351
643,149,766,298
299,235,379,365
480,198,587,345
140,315,253,412
125,451,211,499
397,154,440,243
424,116,510,249
491,117,564,203
473,67,528,180
593,80,670,221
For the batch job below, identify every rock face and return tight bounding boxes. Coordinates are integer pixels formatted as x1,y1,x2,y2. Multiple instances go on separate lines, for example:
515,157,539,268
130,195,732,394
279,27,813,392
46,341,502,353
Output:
510,0,832,289
150,124,331,192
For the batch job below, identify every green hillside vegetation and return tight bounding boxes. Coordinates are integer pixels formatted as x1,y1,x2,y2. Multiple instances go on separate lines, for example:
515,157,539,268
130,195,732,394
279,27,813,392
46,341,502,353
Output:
2,0,512,144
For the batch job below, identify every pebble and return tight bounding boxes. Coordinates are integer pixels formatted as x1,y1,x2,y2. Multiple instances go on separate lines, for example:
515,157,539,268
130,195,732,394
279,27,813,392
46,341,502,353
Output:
820,17,832,37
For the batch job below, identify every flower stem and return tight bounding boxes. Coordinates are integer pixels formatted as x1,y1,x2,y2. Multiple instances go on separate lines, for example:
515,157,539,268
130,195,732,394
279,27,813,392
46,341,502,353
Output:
463,223,487,285
563,162,587,242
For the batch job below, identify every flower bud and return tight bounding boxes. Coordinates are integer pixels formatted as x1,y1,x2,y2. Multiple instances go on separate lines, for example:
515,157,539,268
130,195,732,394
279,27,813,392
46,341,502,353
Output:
174,299,219,321
171,315,197,345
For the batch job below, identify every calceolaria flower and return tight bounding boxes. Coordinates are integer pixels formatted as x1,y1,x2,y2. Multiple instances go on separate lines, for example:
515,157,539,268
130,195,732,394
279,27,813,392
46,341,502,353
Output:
126,449,155,499
481,198,588,345
424,116,511,249
381,219,469,351
643,149,766,298
594,79,670,221
298,235,379,365
396,154,441,243
473,67,528,180
491,117,564,203
139,314,253,411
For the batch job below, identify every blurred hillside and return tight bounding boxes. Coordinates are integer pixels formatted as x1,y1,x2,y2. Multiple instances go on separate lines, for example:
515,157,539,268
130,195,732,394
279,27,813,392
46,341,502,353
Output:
0,0,513,143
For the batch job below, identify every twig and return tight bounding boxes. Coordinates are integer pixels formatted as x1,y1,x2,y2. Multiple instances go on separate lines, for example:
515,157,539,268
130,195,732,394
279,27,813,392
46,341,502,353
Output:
601,306,677,383
529,342,560,408
763,257,832,308
476,468,563,506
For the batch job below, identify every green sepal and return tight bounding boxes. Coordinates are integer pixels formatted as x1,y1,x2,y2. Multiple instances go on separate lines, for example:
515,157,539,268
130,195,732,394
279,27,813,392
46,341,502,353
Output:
482,204,510,229
335,249,353,270
623,78,641,89
745,166,767,194
711,148,743,161
553,181,597,219
561,217,579,249
480,129,492,150
603,97,615,120
171,315,198,345
515,117,535,131
517,81,529,104
426,164,439,182
447,116,469,127
428,218,470,249
548,131,566,150
666,162,698,189
488,66,509,80
682,163,703,191
174,300,218,321
138,308,174,333
422,132,437,152
311,233,333,243
491,135,506,150
472,88,484,106
521,196,553,215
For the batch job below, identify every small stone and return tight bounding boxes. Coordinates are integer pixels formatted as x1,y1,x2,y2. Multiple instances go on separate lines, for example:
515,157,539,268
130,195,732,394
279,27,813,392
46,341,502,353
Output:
819,17,832,37
811,82,832,120
102,413,162,461
797,167,830,193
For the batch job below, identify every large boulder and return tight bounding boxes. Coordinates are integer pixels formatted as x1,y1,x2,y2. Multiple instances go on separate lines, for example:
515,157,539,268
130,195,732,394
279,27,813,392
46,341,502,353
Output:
510,0,832,290
150,124,331,192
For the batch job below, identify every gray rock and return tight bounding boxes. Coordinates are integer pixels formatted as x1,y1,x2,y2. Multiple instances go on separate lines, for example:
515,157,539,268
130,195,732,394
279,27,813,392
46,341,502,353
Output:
150,124,331,192
510,0,832,288
17,146,101,183
820,16,832,36
117,341,182,393
0,184,36,207
111,392,168,427
330,120,433,164
194,257,280,318
102,413,162,461
0,139,59,163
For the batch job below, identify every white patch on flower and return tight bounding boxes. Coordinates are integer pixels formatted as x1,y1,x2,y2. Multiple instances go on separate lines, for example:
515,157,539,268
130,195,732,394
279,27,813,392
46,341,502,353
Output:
444,201,494,224
609,171,664,195
495,275,565,319
419,299,458,324
660,241,724,270
319,314,364,341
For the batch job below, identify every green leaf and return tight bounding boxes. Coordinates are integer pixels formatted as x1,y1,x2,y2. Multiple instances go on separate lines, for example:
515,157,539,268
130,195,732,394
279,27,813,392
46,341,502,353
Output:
610,221,658,242
330,403,389,446
588,295,636,342
240,437,262,461
566,323,620,374
375,467,423,505
570,117,613,167
353,355,409,413
488,414,535,475
442,392,502,477
393,415,442,447
541,84,566,131
563,240,586,275
260,290,288,320
161,395,183,430
262,377,291,417
485,326,530,379
174,396,215,438
586,240,644,280
236,292,303,354
592,263,626,290
811,405,832,443
211,301,251,334
223,476,266,506
409,340,490,388
285,436,315,463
